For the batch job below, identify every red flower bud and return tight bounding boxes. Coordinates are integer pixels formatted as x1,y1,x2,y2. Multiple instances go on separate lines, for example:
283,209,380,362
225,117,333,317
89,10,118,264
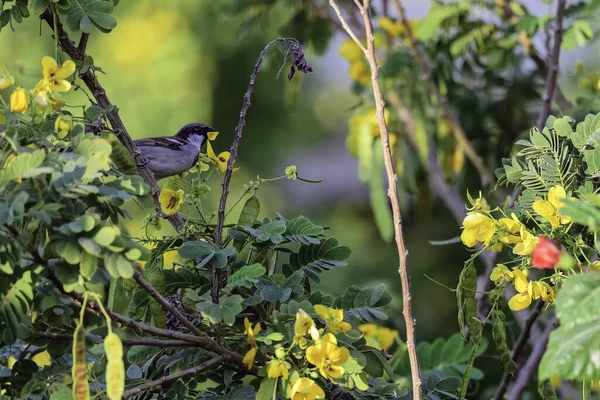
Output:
532,237,561,269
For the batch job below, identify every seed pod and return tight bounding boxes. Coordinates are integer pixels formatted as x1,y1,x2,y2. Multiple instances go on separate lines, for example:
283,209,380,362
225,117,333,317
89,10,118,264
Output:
72,325,90,400
539,380,558,400
104,333,125,400
462,263,480,341
492,308,516,374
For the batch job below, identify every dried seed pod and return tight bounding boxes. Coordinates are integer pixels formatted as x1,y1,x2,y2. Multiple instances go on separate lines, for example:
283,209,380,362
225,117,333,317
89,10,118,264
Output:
72,325,90,400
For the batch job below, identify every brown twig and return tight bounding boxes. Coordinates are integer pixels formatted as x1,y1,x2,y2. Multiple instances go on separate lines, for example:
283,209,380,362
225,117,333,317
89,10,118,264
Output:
77,32,89,53
329,0,422,397
34,333,205,348
133,270,206,337
42,265,256,374
492,300,544,400
500,2,572,112
390,0,493,187
536,0,567,131
507,319,556,400
122,355,226,398
212,38,312,302
40,7,186,232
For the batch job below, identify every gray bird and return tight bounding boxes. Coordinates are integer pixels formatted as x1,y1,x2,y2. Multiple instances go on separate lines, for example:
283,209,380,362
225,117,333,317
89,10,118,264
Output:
134,123,216,180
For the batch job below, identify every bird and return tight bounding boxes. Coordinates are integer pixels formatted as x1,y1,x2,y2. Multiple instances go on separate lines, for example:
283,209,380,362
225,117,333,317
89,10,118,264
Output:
133,122,217,180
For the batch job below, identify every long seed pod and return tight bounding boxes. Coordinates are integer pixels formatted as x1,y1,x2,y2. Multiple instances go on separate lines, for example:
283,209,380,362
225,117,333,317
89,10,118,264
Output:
462,262,480,341
104,332,125,400
72,295,90,400
489,289,517,374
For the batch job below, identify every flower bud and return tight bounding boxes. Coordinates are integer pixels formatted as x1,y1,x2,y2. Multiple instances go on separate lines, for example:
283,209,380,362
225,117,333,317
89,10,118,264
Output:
531,237,561,269
10,88,29,114
0,65,14,90
274,346,286,360
54,114,73,139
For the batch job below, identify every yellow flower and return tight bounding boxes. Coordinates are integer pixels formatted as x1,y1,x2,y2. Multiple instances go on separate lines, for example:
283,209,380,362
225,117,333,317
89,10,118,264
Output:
508,269,532,311
293,335,308,349
466,191,490,211
460,212,496,248
490,264,513,285
498,213,523,244
339,39,363,62
378,17,403,38
244,317,261,347
533,186,572,228
314,305,351,334
10,87,29,114
294,310,319,340
39,56,76,93
0,65,14,90
358,323,398,350
206,138,238,174
512,227,538,255
242,346,256,370
306,333,350,379
288,377,325,400
534,281,555,302
54,114,73,139
348,61,371,86
158,188,184,216
266,359,290,379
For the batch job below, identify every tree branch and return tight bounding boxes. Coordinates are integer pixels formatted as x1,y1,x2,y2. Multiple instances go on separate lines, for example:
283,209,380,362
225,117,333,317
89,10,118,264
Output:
492,300,544,400
390,0,493,187
500,1,572,112
330,0,422,396
39,7,186,232
212,38,311,302
536,0,567,131
507,319,556,400
122,355,227,398
133,269,206,337
41,265,256,375
34,333,206,348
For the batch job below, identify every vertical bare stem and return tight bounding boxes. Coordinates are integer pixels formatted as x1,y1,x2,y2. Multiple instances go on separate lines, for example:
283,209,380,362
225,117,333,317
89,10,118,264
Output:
536,0,567,131
329,0,422,397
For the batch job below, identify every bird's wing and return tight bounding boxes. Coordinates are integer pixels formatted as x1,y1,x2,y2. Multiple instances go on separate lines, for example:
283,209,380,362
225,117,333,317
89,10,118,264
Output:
134,136,185,150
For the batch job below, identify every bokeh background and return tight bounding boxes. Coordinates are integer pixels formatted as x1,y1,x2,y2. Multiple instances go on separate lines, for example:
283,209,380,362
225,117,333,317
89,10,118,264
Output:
0,1,595,397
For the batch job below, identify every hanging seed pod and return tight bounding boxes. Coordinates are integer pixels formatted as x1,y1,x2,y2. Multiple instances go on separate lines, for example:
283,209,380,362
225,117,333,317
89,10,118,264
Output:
104,332,125,400
490,289,516,374
72,325,90,400
462,263,480,341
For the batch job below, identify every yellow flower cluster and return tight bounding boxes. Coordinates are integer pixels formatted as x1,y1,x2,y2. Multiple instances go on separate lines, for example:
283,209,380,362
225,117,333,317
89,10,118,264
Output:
243,317,262,370
339,39,370,86
532,186,572,228
3,57,77,135
358,323,398,350
491,265,555,311
205,131,239,174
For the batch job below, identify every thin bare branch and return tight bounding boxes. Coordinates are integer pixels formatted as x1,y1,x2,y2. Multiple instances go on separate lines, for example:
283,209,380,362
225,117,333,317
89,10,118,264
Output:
536,0,567,130
133,269,206,337
507,319,556,400
390,0,493,187
34,333,206,348
78,32,89,53
328,0,367,53
40,8,186,232
122,355,226,398
330,0,422,396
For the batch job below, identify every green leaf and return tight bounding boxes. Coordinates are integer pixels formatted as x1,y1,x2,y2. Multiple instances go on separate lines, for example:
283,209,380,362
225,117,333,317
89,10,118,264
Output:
553,117,573,138
65,0,117,33
93,226,117,247
104,253,134,279
284,216,324,244
226,264,265,290
80,252,97,280
178,241,216,260
0,150,46,186
0,271,34,345
555,274,600,330
256,378,277,400
289,237,352,281
30,0,50,13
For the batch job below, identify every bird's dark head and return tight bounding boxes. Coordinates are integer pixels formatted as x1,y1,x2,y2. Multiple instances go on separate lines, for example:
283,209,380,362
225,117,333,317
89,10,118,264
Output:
176,123,217,145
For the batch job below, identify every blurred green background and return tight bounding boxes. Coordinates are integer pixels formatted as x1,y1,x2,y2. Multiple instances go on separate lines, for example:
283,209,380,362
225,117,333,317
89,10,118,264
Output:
0,0,592,358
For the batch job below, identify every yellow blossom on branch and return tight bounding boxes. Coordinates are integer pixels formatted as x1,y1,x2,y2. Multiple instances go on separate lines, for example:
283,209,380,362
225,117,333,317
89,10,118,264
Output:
206,132,239,174
242,346,256,370
306,333,350,380
288,377,325,400
39,56,76,93
54,114,73,139
10,88,29,114
244,317,261,346
533,185,572,228
314,305,351,334
460,212,496,248
498,213,524,244
512,227,539,255
339,39,363,62
0,65,14,90
266,359,290,379
508,269,555,311
294,309,319,340
158,188,184,216
358,323,398,350
490,264,513,285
